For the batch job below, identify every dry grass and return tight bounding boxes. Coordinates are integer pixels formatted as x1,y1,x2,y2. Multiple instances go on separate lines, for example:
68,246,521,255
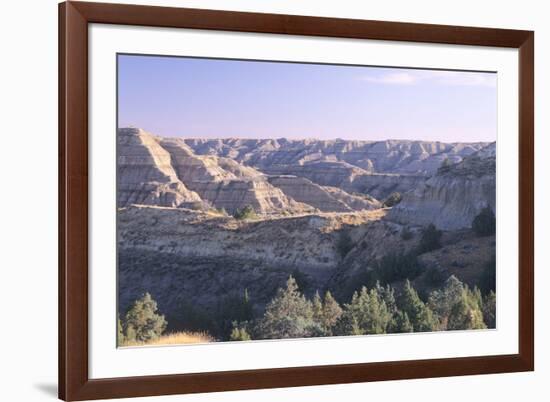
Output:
121,331,214,347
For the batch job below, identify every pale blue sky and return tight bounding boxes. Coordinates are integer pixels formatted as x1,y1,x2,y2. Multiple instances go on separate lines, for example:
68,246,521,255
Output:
118,54,497,142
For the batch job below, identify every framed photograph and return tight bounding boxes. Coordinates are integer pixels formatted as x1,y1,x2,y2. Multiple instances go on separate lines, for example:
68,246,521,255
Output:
59,1,534,400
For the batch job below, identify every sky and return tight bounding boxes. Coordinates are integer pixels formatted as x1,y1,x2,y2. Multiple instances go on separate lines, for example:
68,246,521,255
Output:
118,54,497,143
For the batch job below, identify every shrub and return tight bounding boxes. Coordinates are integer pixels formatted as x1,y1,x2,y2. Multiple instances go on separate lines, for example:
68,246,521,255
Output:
124,293,167,343
472,206,496,237
383,192,402,207
230,323,252,341
233,205,257,220
417,224,442,254
373,252,422,285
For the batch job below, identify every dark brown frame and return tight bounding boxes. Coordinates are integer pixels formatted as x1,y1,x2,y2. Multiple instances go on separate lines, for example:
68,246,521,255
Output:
59,1,534,400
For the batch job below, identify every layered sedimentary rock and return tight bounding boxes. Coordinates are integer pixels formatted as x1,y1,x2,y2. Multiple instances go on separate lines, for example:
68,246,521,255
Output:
158,137,308,214
268,176,380,212
183,137,487,175
117,128,202,207
388,145,496,230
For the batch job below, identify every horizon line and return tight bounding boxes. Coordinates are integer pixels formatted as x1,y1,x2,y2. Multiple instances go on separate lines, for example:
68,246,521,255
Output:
119,126,495,145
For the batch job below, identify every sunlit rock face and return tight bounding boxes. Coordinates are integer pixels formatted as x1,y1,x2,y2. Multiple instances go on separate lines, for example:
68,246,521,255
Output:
388,145,496,230
117,128,201,208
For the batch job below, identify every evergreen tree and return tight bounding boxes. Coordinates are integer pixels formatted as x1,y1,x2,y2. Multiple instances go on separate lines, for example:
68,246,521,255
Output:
447,287,487,330
312,291,323,323
124,293,167,343
483,291,496,328
390,310,414,333
255,276,315,339
398,280,437,332
375,282,397,314
321,291,343,332
336,287,392,335
428,275,465,329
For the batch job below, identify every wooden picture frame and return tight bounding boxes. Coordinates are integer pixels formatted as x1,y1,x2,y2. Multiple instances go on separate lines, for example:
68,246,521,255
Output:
59,1,534,400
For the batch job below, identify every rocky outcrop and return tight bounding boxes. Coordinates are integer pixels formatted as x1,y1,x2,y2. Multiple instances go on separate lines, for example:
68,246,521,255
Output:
322,186,382,210
188,177,313,215
117,128,202,207
388,150,496,230
158,137,307,214
267,175,380,212
268,176,353,212
183,138,488,175
117,206,386,318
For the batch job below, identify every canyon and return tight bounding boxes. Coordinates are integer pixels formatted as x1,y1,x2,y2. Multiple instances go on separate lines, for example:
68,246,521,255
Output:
117,127,496,332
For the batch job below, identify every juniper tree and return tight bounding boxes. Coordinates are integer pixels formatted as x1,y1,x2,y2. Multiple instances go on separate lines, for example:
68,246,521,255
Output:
447,292,487,331
124,292,167,343
255,276,315,339
336,286,392,335
390,310,414,333
398,280,437,332
321,291,343,331
428,275,465,329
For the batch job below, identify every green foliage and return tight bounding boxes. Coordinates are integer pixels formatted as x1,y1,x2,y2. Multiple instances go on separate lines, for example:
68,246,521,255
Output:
372,252,422,285
428,276,487,331
398,281,438,332
230,322,252,341
447,287,487,331
124,293,167,343
117,316,125,346
417,224,442,254
472,206,496,237
336,287,392,335
483,291,496,328
375,282,397,314
383,192,402,207
233,205,257,220
336,230,354,258
390,310,414,333
255,276,315,339
316,291,343,335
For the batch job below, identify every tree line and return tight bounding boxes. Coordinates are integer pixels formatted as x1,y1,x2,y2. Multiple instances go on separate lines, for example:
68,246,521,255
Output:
118,274,495,345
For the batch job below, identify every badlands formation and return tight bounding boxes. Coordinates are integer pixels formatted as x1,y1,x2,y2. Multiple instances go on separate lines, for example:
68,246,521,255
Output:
117,127,496,325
